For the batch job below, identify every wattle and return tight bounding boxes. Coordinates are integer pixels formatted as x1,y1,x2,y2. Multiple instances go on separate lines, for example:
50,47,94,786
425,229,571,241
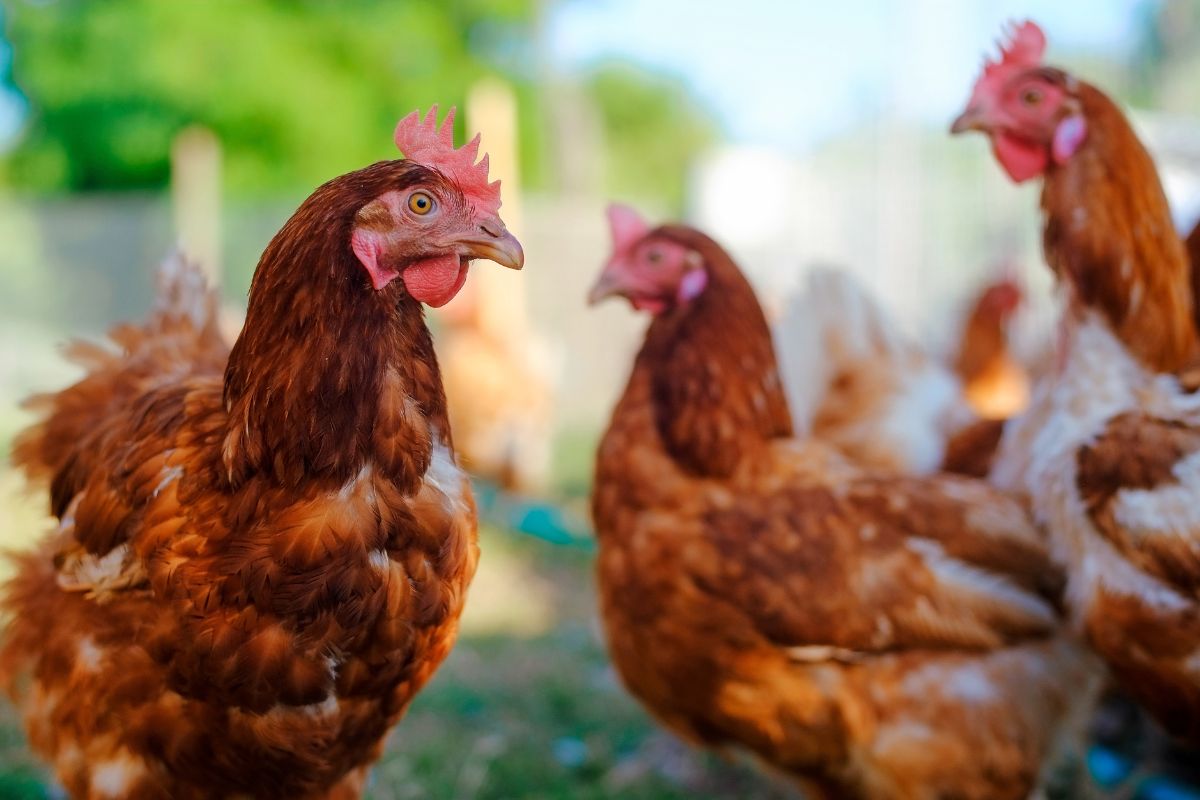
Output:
631,297,669,315
403,254,469,307
992,132,1049,183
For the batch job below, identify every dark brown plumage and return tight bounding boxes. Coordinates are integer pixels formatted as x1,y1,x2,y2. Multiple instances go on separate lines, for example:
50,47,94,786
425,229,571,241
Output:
591,223,1093,799
951,278,1029,422
1039,79,1200,374
1188,218,1200,336
0,156,521,798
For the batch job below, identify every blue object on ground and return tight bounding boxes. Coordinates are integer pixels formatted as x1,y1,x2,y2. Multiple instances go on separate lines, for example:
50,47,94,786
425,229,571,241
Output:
471,477,594,549
1139,777,1200,800
1089,745,1135,787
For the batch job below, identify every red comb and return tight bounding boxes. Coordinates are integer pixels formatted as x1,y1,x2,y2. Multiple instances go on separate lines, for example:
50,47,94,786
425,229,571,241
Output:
969,20,1046,106
607,204,650,256
394,106,502,215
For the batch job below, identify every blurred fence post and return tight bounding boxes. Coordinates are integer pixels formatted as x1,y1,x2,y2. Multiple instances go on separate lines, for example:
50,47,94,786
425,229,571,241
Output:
467,78,526,344
170,126,222,286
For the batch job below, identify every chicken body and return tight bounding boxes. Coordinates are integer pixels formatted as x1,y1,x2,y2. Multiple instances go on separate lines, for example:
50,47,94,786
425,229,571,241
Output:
775,268,976,475
775,268,1018,477
955,24,1200,740
0,151,523,797
952,279,1029,422
592,222,1094,799
991,311,1200,739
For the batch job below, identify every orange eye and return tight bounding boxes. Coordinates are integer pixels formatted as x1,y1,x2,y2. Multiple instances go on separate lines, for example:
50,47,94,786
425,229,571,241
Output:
1022,88,1042,105
408,192,434,215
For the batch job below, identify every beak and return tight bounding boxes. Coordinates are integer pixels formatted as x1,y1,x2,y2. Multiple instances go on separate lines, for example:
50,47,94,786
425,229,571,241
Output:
950,106,988,135
587,271,621,306
459,219,524,270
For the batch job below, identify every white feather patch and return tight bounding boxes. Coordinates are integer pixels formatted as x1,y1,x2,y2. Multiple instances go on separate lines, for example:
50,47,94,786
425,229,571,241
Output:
76,636,103,672
994,313,1200,618
90,752,148,798
1111,450,1200,538
901,660,999,703
424,430,467,515
151,465,183,498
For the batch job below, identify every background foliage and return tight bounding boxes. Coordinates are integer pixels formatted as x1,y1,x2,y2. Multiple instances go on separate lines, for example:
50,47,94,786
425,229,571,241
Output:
0,0,718,208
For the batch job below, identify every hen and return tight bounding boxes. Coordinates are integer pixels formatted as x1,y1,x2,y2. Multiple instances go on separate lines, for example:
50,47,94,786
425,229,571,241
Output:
775,268,1025,477
1,107,523,798
775,268,976,475
952,274,1029,422
588,205,1094,800
953,21,1200,740
1188,218,1200,336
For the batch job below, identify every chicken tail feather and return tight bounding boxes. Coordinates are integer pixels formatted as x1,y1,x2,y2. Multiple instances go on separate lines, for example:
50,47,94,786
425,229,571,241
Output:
11,250,228,489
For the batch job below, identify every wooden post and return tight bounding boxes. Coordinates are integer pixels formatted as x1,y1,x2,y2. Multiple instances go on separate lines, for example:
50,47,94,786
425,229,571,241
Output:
466,78,526,344
170,126,222,287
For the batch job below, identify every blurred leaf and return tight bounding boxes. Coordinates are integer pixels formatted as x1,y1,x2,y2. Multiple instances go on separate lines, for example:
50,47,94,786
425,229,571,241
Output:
1,0,540,194
0,0,721,210
584,62,720,210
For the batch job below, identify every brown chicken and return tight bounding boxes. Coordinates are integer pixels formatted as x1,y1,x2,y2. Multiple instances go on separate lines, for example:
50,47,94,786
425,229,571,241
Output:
1188,218,1200,336
439,290,555,493
953,21,1200,740
941,275,1030,478
952,274,1029,421
774,268,1021,479
1,107,523,798
775,268,977,476
588,205,1095,799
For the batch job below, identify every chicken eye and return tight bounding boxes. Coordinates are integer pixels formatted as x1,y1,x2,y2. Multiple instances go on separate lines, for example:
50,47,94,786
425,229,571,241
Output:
408,192,435,215
1022,88,1042,106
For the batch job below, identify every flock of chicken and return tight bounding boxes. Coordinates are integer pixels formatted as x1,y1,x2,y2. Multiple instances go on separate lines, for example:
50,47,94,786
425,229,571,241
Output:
1,18,1198,800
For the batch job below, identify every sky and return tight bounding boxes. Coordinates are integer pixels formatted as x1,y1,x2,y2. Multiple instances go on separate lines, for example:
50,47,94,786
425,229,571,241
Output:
547,0,1151,150
0,8,20,149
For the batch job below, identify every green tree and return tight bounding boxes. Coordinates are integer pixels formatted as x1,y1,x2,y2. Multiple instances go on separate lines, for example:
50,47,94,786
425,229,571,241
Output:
1,0,720,210
1131,0,1200,112
1,0,539,194
584,62,719,210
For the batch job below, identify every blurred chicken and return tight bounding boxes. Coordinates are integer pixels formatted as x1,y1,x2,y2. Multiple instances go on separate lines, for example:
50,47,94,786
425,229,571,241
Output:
776,267,1029,477
954,21,1200,740
1188,217,1200,336
775,268,976,475
589,205,1096,799
952,273,1030,420
439,284,555,493
1,108,523,797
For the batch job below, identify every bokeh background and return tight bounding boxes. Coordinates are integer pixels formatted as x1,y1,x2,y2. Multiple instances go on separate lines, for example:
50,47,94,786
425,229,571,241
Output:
0,1,1198,797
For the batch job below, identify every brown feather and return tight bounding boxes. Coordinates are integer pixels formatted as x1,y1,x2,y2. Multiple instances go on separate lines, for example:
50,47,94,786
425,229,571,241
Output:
1041,79,1199,373
1188,217,1200,337
1,161,479,797
592,226,1092,799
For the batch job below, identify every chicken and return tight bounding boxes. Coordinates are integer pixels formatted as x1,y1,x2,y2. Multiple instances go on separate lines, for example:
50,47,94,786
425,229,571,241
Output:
952,273,1029,421
588,205,1095,799
952,21,1200,740
775,268,976,475
1188,218,1200,336
1,107,524,798
439,288,555,492
775,268,1018,477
